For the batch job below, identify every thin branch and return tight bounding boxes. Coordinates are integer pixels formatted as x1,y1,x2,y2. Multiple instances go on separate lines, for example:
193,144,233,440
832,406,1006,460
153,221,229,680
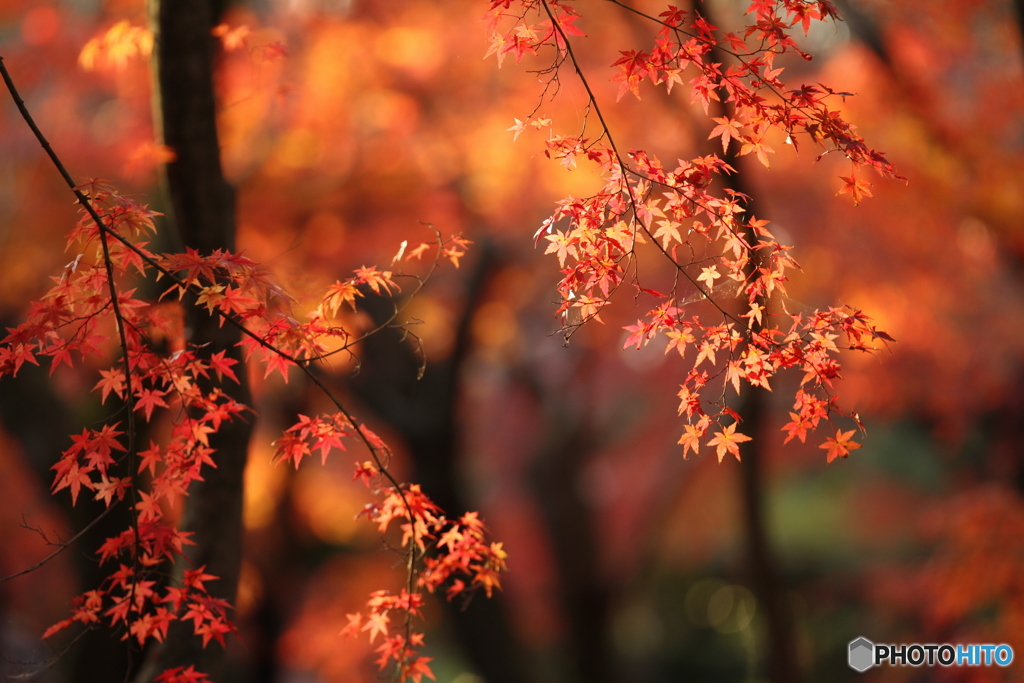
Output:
0,504,119,582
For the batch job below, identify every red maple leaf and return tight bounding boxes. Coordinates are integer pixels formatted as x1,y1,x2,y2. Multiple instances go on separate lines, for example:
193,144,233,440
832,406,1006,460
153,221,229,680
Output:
404,656,436,683
781,412,810,444
94,368,127,403
53,462,94,505
135,387,169,421
154,665,210,683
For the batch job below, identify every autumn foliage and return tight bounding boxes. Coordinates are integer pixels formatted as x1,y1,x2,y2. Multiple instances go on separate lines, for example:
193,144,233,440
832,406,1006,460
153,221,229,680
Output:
0,138,495,677
11,0,997,681
487,0,896,464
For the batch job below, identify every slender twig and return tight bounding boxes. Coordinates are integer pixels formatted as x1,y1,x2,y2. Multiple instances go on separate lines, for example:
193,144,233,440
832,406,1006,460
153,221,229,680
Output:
0,504,119,582
4,627,92,679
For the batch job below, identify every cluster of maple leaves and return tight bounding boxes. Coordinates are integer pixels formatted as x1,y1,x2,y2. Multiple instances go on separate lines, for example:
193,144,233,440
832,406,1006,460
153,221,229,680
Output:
0,170,488,682
486,0,897,463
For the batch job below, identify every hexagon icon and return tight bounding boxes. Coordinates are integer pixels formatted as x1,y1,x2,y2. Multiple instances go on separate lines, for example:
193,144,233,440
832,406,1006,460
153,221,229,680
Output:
849,637,875,672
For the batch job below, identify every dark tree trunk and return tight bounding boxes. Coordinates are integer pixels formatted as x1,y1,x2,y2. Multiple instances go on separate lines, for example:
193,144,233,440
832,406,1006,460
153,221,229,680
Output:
719,113,800,683
348,244,531,683
137,1,254,680
525,384,614,683
700,7,799,680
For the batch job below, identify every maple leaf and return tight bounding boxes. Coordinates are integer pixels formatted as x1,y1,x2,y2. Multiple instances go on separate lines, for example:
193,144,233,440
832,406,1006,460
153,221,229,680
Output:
612,49,656,100
782,412,810,444
195,285,226,313
706,423,752,463
49,344,75,373
390,240,409,264
544,230,577,267
446,579,466,601
136,491,163,522
53,462,94,505
837,175,873,206
320,280,361,316
339,612,362,638
473,566,503,598
440,235,473,269
725,360,744,394
212,23,251,51
94,368,127,403
696,265,721,290
138,441,162,476
820,429,862,463
623,321,653,350
94,476,129,506
664,327,695,357
183,566,218,592
195,617,233,647
437,526,463,551
42,618,75,640
362,611,390,643
261,350,296,381
739,136,774,168
79,20,153,72
678,423,704,458
135,387,169,421
105,594,132,625
694,339,719,368
507,118,528,141
207,350,239,383
552,9,585,37
741,302,765,327
154,666,210,683
653,219,682,249
460,510,487,535
92,423,127,459
404,656,436,683
353,460,379,487
406,242,431,261
218,286,259,316
354,266,399,295
708,117,743,154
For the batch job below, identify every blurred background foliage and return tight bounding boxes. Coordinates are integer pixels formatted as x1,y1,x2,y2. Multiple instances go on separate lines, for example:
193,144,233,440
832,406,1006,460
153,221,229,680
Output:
1,0,1024,681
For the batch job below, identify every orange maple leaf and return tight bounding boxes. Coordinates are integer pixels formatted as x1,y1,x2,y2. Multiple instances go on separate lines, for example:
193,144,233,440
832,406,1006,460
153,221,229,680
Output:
706,423,752,462
781,412,810,444
339,612,362,638
678,423,703,458
739,136,774,168
837,174,873,206
820,429,862,463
